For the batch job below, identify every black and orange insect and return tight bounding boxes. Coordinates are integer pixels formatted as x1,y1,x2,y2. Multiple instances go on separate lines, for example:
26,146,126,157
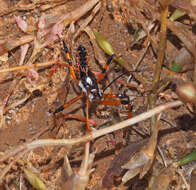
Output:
54,41,132,131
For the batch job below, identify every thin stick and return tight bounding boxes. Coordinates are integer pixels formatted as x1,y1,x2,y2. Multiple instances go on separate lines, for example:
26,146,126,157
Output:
0,100,182,162
86,95,90,131
79,142,90,176
0,61,56,73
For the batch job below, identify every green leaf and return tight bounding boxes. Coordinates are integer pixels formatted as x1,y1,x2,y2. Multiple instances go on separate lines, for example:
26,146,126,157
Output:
93,29,115,55
169,9,186,21
170,61,182,73
24,168,46,190
178,150,196,166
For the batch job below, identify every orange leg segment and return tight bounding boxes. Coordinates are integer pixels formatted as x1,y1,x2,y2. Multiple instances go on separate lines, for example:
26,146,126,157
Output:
63,114,96,126
54,93,84,114
63,94,84,108
86,93,91,131
98,99,122,106
49,62,69,78
54,92,92,131
69,66,78,82
99,93,124,105
98,93,133,117
63,41,78,82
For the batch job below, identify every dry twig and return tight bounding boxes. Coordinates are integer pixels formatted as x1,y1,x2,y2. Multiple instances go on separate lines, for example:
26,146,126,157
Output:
0,100,182,162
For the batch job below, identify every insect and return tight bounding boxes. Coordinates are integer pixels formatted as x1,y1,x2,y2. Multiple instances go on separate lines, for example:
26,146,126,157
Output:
54,41,132,131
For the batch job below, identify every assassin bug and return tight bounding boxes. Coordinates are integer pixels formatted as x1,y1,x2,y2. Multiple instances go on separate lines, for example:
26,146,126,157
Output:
54,41,132,131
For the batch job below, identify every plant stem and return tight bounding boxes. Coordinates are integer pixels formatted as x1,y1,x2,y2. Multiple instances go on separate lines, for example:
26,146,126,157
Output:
152,6,168,92
149,5,168,131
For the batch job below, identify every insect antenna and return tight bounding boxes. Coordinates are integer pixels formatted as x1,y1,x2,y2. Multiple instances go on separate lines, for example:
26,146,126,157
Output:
102,70,140,93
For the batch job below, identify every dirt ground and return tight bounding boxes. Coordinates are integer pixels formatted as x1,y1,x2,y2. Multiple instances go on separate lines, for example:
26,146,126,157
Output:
0,0,196,189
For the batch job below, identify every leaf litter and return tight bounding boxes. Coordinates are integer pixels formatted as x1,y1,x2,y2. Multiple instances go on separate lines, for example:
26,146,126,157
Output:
0,0,196,189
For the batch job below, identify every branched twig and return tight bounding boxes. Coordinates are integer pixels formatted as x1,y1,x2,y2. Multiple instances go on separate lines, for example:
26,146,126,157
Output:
0,100,182,162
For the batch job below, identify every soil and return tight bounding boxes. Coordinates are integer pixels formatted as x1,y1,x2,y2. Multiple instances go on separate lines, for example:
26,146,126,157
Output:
0,0,196,190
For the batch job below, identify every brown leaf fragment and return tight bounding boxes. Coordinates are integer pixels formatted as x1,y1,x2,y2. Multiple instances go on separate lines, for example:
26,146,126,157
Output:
102,139,148,188
0,35,34,56
122,114,161,182
122,151,150,182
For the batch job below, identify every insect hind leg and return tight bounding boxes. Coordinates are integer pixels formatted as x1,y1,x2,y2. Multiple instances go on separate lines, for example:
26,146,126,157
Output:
62,41,78,82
